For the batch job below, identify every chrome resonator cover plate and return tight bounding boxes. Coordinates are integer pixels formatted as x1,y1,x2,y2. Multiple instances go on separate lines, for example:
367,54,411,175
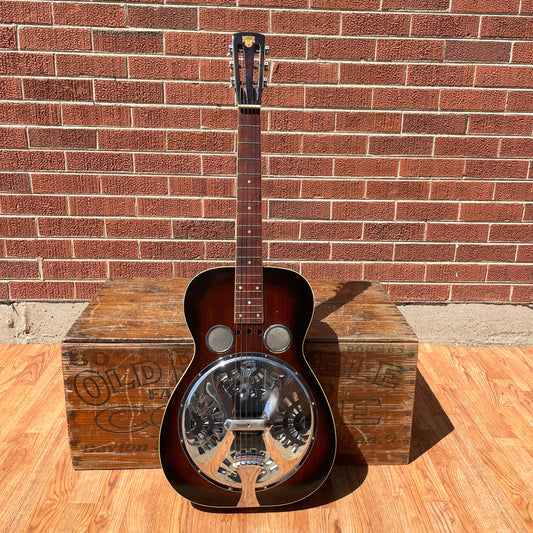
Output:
178,353,316,491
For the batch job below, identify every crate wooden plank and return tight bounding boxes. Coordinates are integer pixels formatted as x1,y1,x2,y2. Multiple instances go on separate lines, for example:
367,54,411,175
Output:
62,278,417,469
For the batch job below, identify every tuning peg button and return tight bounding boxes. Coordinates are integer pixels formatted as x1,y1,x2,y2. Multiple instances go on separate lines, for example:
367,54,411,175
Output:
265,46,270,56
229,61,234,71
230,77,235,87
227,44,233,57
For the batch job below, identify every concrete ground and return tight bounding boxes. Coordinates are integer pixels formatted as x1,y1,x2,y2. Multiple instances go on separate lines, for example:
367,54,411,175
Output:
0,301,532,346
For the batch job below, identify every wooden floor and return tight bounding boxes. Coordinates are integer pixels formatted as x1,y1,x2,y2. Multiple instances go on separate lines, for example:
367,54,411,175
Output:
1,344,532,532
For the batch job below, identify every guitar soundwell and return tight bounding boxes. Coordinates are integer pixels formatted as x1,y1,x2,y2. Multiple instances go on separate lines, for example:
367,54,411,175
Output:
159,32,336,508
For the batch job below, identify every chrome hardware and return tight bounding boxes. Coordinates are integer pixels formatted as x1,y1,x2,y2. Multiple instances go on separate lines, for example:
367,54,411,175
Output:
205,325,234,354
229,60,234,71
265,46,270,55
227,44,233,56
264,63,269,72
263,325,291,353
230,77,235,87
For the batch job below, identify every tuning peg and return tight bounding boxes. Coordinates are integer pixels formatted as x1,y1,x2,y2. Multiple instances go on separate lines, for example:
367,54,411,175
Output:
263,80,268,88
229,61,234,71
265,46,270,56
230,77,235,87
264,62,269,72
227,44,233,57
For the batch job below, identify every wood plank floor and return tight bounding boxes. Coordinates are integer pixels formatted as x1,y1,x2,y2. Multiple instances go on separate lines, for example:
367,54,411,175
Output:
1,343,532,532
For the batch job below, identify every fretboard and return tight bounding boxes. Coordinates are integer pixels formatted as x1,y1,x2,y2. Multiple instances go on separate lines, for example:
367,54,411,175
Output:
235,108,263,324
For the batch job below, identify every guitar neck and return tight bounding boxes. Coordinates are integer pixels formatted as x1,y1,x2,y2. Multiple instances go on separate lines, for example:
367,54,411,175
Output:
235,108,263,324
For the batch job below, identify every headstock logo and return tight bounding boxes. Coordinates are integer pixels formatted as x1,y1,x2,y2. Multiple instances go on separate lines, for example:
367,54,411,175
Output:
242,35,255,48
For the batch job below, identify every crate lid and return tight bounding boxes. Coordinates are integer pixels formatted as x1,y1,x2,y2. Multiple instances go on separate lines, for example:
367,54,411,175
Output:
64,278,416,345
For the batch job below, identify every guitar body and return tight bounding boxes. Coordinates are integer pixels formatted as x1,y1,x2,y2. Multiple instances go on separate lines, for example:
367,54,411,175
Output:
159,266,336,508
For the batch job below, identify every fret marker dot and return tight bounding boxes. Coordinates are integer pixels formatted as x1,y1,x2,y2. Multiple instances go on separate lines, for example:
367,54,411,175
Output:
256,314,260,317
247,230,251,234
256,286,259,290
239,285,242,290
248,300,252,305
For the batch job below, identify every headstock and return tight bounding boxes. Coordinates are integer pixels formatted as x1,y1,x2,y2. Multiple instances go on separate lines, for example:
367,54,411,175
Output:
228,32,269,108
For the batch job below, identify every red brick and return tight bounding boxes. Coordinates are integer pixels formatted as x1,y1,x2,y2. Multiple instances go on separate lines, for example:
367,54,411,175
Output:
343,13,410,36
173,261,234,279
440,89,506,111
333,200,395,220
500,138,533,158
66,152,133,173
396,201,459,221
69,196,135,217
42,260,107,279
5,239,71,258
269,242,330,260
54,2,126,27
0,52,54,75
407,64,474,86
430,181,494,201
451,284,511,302
301,179,364,199
331,242,394,261
23,78,92,101
134,153,201,175
0,26,16,49
481,16,533,38
488,264,533,282
202,154,236,176
306,87,372,109
73,239,138,259
395,243,455,261
129,56,198,80
264,220,299,240
0,173,30,192
468,114,533,135
270,156,333,177
373,88,439,110
56,54,127,78
336,112,400,133
106,219,172,238
301,262,363,280
403,113,467,135
445,40,511,62
0,1,51,24
129,6,196,29
0,260,39,279
167,131,233,152
269,110,334,132
310,0,379,7
173,219,234,240
169,176,233,197
38,218,104,237
525,204,533,220
517,245,533,262
451,0,520,12
476,66,533,89
109,261,173,278
494,182,533,201
0,150,64,171
271,10,340,34
363,222,425,241
95,80,163,104
340,63,405,85
266,35,307,59
523,0,533,13
263,178,299,199
200,7,268,31
365,263,426,281
101,175,167,196
300,221,363,241
62,104,131,127
28,128,96,149
426,263,487,282
387,283,450,303
376,39,444,61
512,285,533,303
94,30,163,54
98,129,165,151
19,27,91,51
411,14,479,36
369,136,433,155
138,197,201,218
335,157,399,177
489,223,533,243
75,281,102,299
308,38,374,61
204,241,234,260
0,127,26,148
263,85,304,108
464,159,528,179
366,180,429,200
435,137,499,157
512,42,533,63
303,134,366,155
262,133,300,154
426,222,489,242
0,77,21,99
203,198,235,218
271,61,337,85
383,0,449,9
10,281,74,299
140,241,203,260
165,82,232,106
0,217,36,237
507,91,533,112
165,32,228,56
460,202,523,222
133,107,200,129
269,199,330,220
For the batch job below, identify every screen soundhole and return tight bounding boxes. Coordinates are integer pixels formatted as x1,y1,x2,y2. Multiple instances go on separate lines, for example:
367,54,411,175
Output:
263,325,291,353
206,325,234,354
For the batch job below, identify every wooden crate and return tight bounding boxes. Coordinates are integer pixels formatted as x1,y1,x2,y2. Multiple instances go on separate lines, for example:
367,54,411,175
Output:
61,278,418,469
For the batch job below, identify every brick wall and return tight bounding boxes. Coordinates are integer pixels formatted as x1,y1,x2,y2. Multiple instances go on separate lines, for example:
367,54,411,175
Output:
0,1,532,303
